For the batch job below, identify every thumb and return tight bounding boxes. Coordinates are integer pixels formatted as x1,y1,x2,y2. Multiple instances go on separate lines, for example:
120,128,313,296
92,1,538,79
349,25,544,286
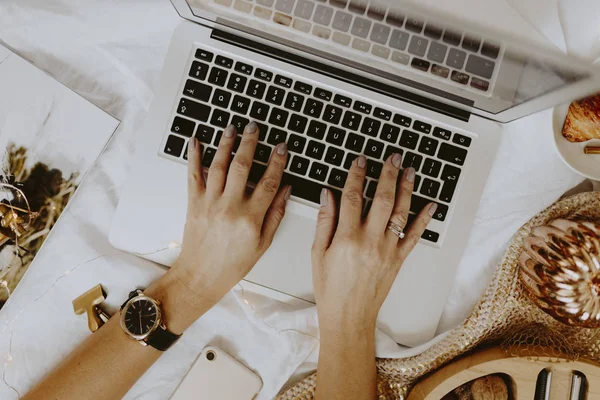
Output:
311,189,337,259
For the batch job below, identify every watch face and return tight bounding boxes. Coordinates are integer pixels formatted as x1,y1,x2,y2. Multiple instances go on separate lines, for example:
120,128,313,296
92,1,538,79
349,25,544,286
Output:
123,297,160,337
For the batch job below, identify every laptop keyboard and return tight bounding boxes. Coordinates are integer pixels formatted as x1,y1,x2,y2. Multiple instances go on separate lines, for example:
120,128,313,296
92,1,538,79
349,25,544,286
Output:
163,48,473,245
207,0,501,94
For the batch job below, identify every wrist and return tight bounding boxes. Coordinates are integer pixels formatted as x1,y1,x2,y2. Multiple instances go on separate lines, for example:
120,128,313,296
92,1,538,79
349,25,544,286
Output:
144,269,216,335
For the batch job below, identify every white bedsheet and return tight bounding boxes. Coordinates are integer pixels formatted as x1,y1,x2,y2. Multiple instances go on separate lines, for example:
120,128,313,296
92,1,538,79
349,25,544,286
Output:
0,1,599,399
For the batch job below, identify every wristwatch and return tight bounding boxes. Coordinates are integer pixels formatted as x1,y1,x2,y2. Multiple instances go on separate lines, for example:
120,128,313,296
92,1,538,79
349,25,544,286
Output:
120,289,181,351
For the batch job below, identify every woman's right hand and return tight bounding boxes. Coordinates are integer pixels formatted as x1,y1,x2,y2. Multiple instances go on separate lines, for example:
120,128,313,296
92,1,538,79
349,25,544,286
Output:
311,153,436,335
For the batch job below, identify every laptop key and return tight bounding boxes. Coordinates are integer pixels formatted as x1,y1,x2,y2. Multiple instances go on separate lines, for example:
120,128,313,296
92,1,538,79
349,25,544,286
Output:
411,58,430,72
184,80,212,102
332,10,353,32
373,107,392,121
366,160,383,179
202,147,217,167
328,168,348,188
290,155,310,175
443,30,462,46
402,151,423,171
171,116,196,137
351,17,372,38
420,178,441,198
283,173,341,205
306,140,326,160
410,195,447,221
380,124,400,143
345,133,365,153
269,108,290,128
422,158,442,178
481,41,500,59
308,120,327,140
433,127,451,141
344,153,360,170
294,81,313,95
390,29,410,51
371,23,391,45
440,164,461,203
471,78,490,92
366,180,377,198
248,162,268,183
451,71,470,85
288,114,308,133
304,98,324,119
266,86,286,106
212,89,232,108
178,98,211,122
413,174,421,191
387,11,405,27
408,36,428,57
424,23,443,40
195,124,215,143
210,109,230,128
453,133,472,147
256,123,269,141
427,42,448,63
384,145,403,161
288,134,307,153
227,74,248,94
405,17,424,33
361,118,381,137
324,147,344,166
208,67,229,87
418,137,439,156
438,143,467,166
353,101,372,114
365,139,384,159
334,94,352,108
314,4,334,26
275,74,293,88
326,126,346,146
284,93,305,112
215,56,233,69
247,80,267,99
422,230,440,243
431,64,450,78
323,105,343,125
255,68,273,82
254,144,272,163
249,102,270,121
393,113,412,127
314,88,333,101
275,0,295,13
231,115,250,133
413,121,432,134
342,111,362,131
462,35,481,52
195,49,214,62
446,48,467,69
466,55,495,79
268,128,287,145
399,130,419,150
231,95,251,115
189,61,210,81
294,0,315,19
309,162,329,182
164,135,185,157
234,61,253,75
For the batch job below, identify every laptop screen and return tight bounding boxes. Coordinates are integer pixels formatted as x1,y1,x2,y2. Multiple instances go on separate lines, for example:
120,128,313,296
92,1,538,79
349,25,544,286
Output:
185,0,591,116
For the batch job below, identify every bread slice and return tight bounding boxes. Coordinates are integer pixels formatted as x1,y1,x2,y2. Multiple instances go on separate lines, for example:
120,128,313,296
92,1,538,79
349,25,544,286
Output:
562,93,600,143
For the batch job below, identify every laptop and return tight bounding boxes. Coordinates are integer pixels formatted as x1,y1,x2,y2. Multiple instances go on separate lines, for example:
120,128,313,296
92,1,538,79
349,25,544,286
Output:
109,0,600,346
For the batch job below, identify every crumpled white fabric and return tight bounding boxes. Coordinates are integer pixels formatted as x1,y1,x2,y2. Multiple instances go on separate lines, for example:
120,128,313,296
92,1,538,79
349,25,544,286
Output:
0,1,598,399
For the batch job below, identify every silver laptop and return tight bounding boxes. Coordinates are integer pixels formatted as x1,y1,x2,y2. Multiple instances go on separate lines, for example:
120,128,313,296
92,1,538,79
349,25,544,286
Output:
109,0,600,346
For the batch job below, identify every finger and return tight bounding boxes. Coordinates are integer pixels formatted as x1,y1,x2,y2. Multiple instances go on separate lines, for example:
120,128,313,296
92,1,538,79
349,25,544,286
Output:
385,167,415,243
187,137,206,202
338,155,367,232
206,125,236,197
311,189,338,260
261,185,292,249
250,142,288,215
225,122,260,198
366,153,402,234
397,202,436,260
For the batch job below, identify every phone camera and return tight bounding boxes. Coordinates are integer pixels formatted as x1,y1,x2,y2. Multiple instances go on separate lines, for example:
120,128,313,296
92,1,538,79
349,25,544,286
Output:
206,351,216,361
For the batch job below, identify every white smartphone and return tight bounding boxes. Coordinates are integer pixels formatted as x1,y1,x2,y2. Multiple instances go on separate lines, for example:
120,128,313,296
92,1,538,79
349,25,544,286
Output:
170,346,263,400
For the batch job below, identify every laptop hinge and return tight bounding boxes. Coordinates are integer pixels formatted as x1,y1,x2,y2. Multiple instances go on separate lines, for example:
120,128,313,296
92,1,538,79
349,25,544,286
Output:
211,29,472,122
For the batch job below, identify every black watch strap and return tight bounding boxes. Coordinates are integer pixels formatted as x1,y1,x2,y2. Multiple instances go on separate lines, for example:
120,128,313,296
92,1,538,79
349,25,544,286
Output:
146,325,181,351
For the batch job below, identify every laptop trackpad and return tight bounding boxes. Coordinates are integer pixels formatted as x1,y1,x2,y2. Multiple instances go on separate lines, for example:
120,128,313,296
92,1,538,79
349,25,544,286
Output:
244,205,317,304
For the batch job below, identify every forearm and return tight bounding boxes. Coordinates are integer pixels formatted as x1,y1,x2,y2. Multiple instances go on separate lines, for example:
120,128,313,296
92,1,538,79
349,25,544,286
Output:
315,324,377,400
23,269,213,400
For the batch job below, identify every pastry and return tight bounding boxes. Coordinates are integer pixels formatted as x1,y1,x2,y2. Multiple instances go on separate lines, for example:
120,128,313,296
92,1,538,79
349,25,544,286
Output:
562,93,600,143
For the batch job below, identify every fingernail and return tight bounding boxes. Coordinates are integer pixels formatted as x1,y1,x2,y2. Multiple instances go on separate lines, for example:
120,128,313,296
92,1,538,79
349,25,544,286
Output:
246,122,258,134
277,142,287,156
428,203,438,217
357,156,366,169
189,137,197,153
320,189,329,207
406,167,416,183
392,153,402,169
285,186,292,201
224,125,235,138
